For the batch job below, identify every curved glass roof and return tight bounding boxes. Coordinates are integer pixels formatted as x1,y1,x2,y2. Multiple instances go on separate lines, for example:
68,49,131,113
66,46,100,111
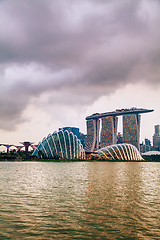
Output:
96,143,143,161
32,130,85,160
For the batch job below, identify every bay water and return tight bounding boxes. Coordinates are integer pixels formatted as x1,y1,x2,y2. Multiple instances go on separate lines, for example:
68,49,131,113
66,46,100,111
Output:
0,162,159,239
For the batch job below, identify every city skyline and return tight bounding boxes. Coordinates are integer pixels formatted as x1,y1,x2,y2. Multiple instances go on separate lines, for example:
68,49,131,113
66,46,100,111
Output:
0,0,160,147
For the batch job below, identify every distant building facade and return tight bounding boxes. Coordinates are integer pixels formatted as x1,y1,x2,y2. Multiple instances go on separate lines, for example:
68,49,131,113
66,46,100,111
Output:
100,116,118,148
153,125,160,150
117,132,123,144
59,127,80,139
154,125,160,135
79,132,87,147
140,143,145,153
140,138,152,153
123,114,141,150
145,138,151,152
59,127,87,147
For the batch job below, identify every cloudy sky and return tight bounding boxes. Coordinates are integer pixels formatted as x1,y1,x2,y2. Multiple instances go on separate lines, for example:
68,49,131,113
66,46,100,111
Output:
0,0,160,148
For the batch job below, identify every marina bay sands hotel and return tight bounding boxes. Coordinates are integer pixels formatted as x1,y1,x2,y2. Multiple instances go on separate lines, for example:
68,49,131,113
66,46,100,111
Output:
85,108,153,152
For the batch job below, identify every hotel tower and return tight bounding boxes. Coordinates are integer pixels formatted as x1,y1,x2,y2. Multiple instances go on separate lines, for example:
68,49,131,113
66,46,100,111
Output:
85,118,100,152
85,108,153,152
100,116,118,148
123,114,141,150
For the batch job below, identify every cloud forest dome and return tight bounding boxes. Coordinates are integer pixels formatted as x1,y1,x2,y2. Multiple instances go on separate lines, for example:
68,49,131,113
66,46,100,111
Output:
32,130,85,159
96,144,143,161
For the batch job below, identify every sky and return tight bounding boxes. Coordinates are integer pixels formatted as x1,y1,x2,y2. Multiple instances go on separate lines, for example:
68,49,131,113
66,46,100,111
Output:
0,0,160,148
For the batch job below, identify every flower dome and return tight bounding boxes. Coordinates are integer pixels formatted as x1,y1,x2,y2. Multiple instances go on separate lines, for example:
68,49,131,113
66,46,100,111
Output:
32,130,85,159
96,143,143,161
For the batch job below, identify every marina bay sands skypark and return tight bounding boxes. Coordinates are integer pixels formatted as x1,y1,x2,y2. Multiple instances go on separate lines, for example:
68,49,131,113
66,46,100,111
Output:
85,108,154,152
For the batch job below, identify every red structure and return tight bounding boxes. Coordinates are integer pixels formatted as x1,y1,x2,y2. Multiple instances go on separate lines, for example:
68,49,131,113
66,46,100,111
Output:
0,144,14,152
20,142,34,151
14,146,24,151
31,144,38,150
0,142,35,152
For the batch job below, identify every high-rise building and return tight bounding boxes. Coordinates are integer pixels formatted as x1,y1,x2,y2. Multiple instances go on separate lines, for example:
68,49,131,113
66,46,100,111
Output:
100,116,118,148
123,114,141,150
79,132,87,147
153,125,160,150
59,127,87,147
140,143,145,153
85,108,153,153
154,125,160,135
117,132,123,144
144,138,151,152
59,127,80,139
85,119,100,152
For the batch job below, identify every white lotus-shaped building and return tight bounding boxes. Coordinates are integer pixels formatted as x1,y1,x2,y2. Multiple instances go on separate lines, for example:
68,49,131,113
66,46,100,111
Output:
32,130,85,159
96,143,143,161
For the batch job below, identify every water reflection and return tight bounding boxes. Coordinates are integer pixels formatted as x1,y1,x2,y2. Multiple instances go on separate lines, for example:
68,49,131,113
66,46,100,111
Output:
0,162,159,239
85,162,159,239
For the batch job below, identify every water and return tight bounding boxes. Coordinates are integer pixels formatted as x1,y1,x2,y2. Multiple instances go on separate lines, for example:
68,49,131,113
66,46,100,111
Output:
0,162,159,240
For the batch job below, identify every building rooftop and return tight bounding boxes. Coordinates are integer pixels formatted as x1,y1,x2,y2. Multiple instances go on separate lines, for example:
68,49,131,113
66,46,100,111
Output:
86,108,154,120
142,151,160,155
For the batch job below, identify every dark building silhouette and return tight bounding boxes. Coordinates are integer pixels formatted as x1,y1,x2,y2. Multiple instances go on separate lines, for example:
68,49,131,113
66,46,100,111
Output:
117,132,123,144
59,127,87,147
140,138,152,153
59,127,80,138
79,132,87,147
155,125,160,135
153,125,160,150
140,143,145,153
144,138,151,152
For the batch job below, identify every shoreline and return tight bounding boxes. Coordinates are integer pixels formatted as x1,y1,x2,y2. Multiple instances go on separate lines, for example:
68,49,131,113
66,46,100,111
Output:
0,159,159,162
0,152,160,162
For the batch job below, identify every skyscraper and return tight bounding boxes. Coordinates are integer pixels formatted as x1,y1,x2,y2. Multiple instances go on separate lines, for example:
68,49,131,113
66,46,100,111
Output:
153,125,160,150
100,116,118,148
59,127,80,139
154,125,160,135
123,114,141,150
144,138,151,152
85,118,100,152
85,108,153,153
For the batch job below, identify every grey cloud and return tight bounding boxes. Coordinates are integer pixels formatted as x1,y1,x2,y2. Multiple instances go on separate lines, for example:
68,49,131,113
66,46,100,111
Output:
0,0,160,130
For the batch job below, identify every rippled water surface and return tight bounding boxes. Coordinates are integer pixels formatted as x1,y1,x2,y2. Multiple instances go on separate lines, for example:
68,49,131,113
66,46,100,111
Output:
0,162,159,239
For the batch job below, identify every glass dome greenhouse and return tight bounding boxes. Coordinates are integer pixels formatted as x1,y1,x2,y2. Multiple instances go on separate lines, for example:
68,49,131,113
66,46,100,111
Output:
96,143,143,161
32,130,85,159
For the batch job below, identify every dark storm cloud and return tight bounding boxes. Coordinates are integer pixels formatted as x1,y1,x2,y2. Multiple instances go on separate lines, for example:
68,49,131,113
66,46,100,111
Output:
0,0,160,130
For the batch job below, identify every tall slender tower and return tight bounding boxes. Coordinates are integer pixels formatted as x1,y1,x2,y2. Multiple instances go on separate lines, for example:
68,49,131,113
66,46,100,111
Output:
123,114,141,150
154,125,160,135
100,116,118,148
153,125,160,150
85,118,100,152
